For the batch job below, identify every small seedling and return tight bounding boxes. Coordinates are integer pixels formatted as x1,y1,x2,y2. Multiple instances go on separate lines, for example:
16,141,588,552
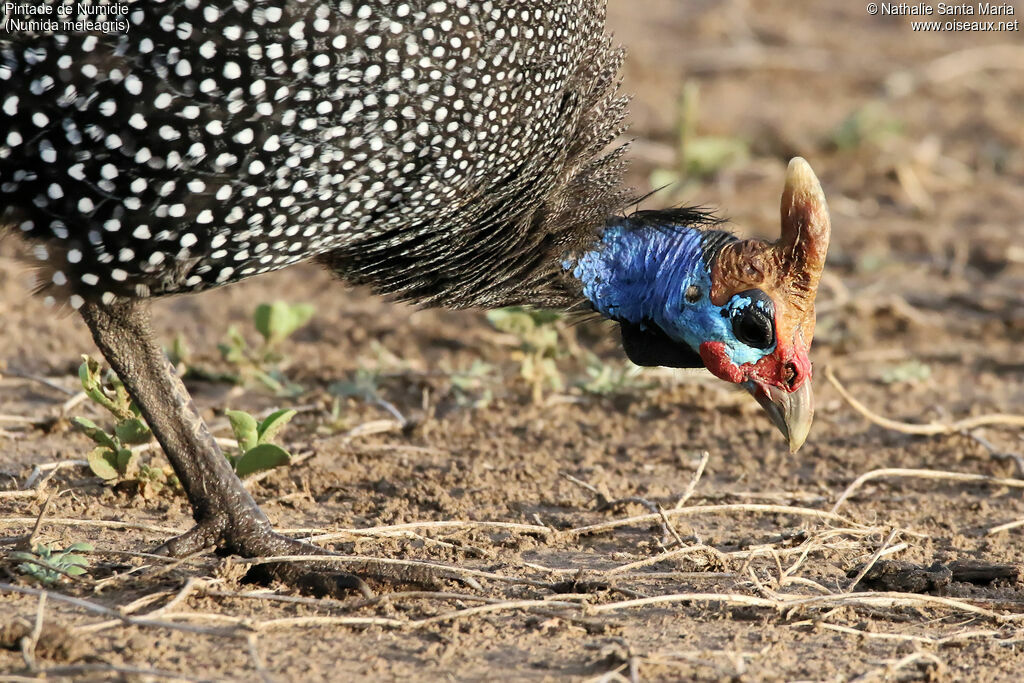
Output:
829,102,904,152
880,360,931,385
449,360,496,409
650,80,749,194
11,542,92,585
167,333,237,384
75,356,149,479
253,301,316,350
224,409,296,478
329,367,383,402
486,307,565,404
328,366,408,426
74,356,177,495
318,372,378,435
579,355,649,396
217,301,315,395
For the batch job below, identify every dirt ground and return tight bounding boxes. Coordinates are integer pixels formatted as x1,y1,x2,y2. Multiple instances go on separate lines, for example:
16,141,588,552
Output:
2,1,1024,680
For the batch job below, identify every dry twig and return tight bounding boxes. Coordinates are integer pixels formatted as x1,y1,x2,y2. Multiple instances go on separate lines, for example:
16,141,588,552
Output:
832,468,1024,515
826,366,1024,434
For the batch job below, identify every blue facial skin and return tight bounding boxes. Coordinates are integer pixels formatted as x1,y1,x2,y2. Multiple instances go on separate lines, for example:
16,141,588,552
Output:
568,222,776,368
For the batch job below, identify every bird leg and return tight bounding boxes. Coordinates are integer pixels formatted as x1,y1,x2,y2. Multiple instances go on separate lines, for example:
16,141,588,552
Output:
78,298,373,597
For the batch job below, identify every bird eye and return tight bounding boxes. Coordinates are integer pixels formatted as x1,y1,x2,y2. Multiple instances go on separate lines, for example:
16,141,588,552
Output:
729,290,775,349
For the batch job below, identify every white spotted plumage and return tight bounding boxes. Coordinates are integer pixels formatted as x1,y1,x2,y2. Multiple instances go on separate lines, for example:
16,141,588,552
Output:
1,0,629,309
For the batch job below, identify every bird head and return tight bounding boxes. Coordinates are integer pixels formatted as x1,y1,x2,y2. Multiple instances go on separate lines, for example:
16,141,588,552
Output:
574,157,830,452
700,157,829,452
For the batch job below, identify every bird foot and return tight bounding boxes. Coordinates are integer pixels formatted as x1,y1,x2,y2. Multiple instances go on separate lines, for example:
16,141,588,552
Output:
155,514,458,598
153,515,226,557
153,514,371,598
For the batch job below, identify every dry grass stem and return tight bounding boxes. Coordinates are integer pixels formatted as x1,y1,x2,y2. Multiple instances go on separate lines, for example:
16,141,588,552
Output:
568,503,861,538
0,582,243,638
299,519,552,543
851,651,946,683
831,468,1024,515
812,621,1005,646
606,545,726,576
0,516,183,535
826,366,1024,434
846,528,902,592
23,460,89,490
674,450,710,509
591,590,1021,623
988,518,1024,535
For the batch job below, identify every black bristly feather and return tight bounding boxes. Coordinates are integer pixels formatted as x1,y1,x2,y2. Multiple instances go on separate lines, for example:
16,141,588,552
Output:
608,206,737,266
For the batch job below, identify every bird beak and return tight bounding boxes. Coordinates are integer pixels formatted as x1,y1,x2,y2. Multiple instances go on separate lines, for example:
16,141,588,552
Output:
744,379,814,453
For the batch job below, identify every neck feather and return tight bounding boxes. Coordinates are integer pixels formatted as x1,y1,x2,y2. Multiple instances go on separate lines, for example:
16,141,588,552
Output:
569,220,715,325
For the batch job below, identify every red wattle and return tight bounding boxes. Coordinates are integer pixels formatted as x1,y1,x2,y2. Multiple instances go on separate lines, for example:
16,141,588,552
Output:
699,341,745,384
699,339,813,393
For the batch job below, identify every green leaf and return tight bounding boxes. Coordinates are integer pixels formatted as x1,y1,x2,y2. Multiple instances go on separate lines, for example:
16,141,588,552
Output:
328,368,380,400
78,357,117,413
684,136,749,177
86,447,119,481
530,327,559,352
218,326,248,364
77,356,136,420
880,360,931,385
252,369,286,395
233,443,291,478
254,302,315,347
831,102,904,151
66,542,94,553
226,410,259,452
252,303,277,344
487,307,563,355
14,542,92,583
115,447,137,477
257,409,296,445
486,308,535,336
288,303,315,332
114,418,152,445
78,355,101,393
111,376,132,414
72,417,118,450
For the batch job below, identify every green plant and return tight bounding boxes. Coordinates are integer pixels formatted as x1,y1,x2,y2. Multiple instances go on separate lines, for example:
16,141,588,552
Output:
579,355,649,396
486,307,565,404
11,542,92,585
167,333,236,384
75,356,149,477
224,409,296,478
327,364,410,427
449,360,496,409
829,102,904,152
75,357,178,496
328,367,383,402
316,369,384,434
650,80,749,194
217,301,315,395
879,360,931,385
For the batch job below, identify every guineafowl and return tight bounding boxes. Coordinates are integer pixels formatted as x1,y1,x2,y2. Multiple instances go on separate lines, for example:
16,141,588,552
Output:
0,0,829,594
